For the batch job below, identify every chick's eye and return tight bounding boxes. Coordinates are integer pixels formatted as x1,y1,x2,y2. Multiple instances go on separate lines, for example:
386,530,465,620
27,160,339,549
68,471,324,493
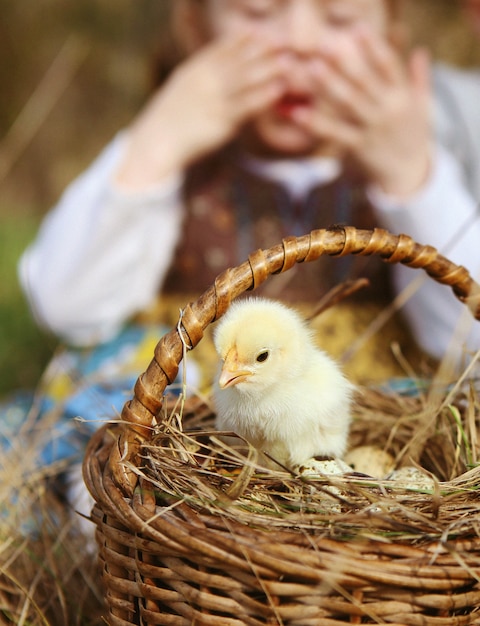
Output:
256,350,269,363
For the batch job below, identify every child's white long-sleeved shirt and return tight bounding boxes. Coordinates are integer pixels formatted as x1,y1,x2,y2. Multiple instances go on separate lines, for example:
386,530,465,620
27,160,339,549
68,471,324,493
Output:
19,133,185,346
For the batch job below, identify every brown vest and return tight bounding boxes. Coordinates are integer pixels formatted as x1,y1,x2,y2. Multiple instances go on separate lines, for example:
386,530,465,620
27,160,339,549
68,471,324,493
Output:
162,151,392,305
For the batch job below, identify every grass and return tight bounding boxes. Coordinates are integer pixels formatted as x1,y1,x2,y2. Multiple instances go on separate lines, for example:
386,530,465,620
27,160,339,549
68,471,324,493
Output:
0,213,54,398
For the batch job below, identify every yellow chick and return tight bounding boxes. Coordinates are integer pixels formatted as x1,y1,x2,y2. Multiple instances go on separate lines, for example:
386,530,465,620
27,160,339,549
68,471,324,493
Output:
213,297,354,471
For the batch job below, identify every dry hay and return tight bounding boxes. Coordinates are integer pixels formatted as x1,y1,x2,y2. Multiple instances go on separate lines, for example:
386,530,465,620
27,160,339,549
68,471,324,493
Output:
0,516,103,626
0,402,104,625
139,369,480,547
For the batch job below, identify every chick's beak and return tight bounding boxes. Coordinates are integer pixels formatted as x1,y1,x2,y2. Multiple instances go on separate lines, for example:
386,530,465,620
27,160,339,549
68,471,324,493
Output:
218,347,252,389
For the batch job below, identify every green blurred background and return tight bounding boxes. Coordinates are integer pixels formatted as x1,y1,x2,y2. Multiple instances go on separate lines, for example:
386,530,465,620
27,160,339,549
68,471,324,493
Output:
1,0,479,397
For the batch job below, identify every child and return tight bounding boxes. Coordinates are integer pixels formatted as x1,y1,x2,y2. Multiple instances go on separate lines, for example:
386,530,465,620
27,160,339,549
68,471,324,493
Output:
19,0,480,364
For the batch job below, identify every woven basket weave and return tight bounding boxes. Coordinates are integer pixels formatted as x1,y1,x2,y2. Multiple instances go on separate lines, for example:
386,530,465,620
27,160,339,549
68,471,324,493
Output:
84,227,480,625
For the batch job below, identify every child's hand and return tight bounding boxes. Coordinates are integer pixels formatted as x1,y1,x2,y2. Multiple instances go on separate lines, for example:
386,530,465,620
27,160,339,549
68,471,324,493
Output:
116,32,287,189
293,29,432,198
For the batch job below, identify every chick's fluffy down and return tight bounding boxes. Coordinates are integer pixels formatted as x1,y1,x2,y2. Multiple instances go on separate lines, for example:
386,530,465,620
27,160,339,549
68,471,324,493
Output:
213,298,354,470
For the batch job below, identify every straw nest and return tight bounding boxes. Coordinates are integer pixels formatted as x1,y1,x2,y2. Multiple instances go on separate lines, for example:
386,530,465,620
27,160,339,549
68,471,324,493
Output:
142,376,480,538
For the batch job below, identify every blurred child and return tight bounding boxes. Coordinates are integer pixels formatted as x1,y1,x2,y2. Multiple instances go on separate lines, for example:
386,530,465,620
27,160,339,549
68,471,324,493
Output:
19,0,480,364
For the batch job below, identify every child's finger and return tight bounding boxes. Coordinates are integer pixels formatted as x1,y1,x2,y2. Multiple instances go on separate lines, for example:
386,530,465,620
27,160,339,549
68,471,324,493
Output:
408,47,431,100
221,28,287,68
215,32,289,97
311,33,404,117
238,59,288,96
213,34,291,115
316,37,378,98
235,78,286,118
309,58,375,126
291,104,360,151
354,26,405,87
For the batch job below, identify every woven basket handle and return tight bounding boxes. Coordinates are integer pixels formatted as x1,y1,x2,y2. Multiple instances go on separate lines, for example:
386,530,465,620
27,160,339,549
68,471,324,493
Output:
108,227,480,494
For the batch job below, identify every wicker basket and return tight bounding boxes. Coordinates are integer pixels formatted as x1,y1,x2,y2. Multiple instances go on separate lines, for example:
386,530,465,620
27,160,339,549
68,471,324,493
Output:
84,227,480,626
